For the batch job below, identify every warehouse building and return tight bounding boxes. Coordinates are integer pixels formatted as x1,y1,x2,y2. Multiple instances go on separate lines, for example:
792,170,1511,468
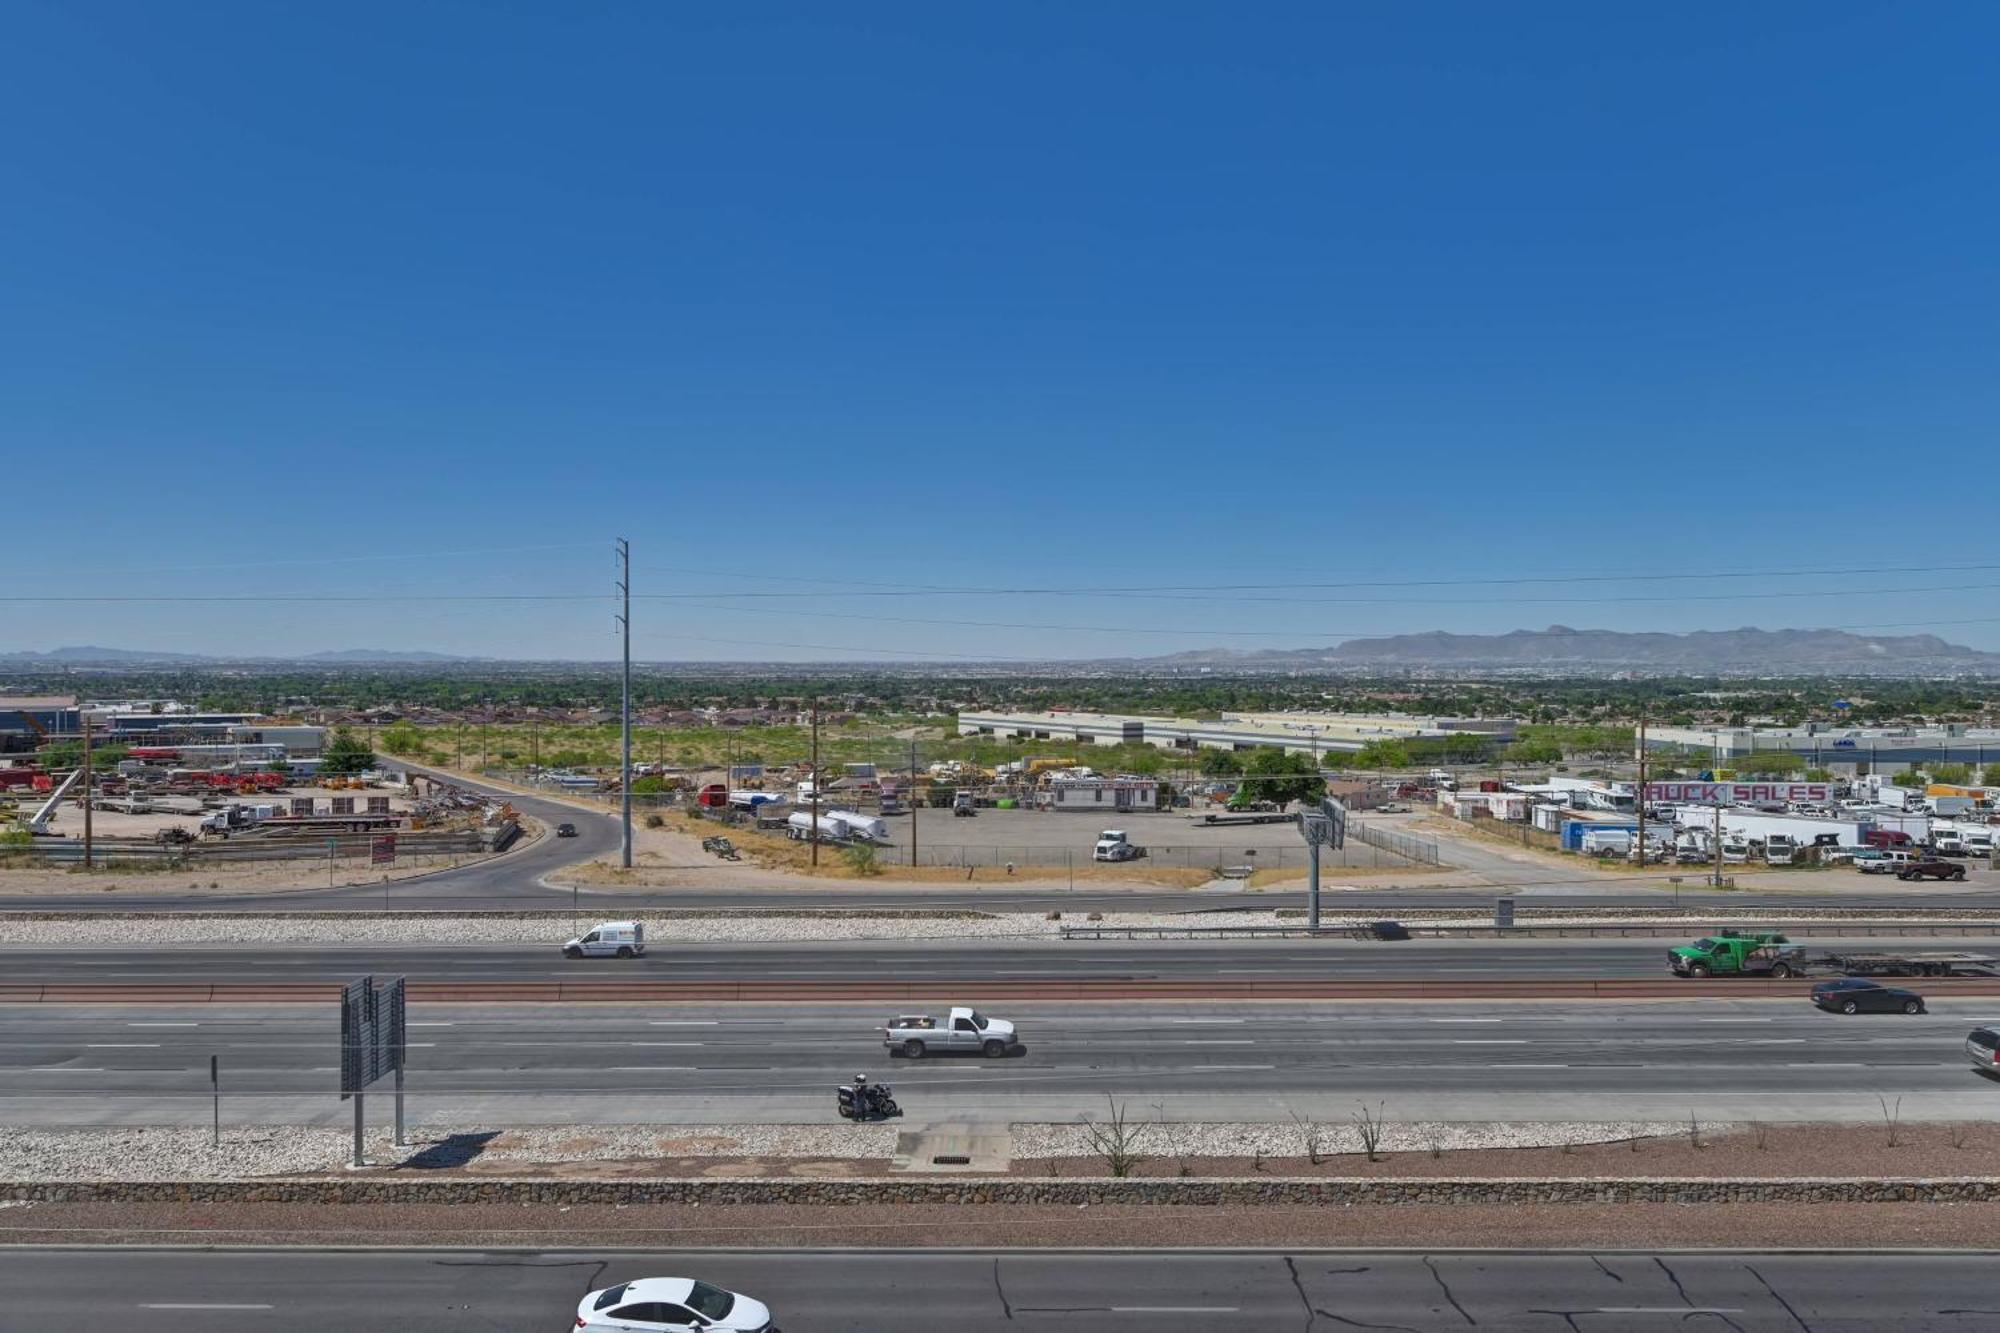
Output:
956,709,1514,758
1646,723,2000,773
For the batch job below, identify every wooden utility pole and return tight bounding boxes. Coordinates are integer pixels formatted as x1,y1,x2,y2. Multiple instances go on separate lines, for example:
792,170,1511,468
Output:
809,698,821,867
909,734,918,868
81,713,94,870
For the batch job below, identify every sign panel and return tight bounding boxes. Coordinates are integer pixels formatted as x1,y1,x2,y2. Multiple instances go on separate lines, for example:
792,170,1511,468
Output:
1644,782,1830,806
339,974,405,1099
371,834,397,866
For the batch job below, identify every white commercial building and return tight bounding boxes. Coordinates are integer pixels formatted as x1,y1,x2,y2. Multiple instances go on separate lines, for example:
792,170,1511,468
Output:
957,709,1515,758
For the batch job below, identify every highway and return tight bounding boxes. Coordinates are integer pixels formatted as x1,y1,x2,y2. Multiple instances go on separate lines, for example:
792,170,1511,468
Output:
7,997,1998,1125
3,935,1996,984
9,1247,1998,1332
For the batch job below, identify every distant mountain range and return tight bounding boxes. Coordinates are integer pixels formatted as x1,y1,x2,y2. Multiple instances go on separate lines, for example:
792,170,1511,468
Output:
0,646,481,665
1145,626,2000,673
4,628,1998,674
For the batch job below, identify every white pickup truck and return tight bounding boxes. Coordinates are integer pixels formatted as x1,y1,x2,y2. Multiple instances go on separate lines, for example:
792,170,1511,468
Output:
883,1006,1020,1058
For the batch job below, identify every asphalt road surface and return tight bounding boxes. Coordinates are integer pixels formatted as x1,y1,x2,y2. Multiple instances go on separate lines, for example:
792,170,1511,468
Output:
4,935,1994,984
10,1248,2000,1332
7,996,1998,1125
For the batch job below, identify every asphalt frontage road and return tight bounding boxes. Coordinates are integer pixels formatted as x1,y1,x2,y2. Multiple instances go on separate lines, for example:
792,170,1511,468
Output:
7,996,1998,1124
3,935,1993,984
9,1248,1998,1332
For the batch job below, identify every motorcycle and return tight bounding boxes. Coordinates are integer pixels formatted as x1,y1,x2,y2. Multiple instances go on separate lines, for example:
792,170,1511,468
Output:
835,1081,900,1120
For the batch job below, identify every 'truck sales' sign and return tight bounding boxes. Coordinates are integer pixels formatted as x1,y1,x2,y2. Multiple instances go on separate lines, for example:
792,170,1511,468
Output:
1644,782,1830,806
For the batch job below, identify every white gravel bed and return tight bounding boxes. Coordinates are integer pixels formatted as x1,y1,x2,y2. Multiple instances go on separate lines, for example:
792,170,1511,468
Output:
0,1120,1700,1180
1015,1119,1697,1159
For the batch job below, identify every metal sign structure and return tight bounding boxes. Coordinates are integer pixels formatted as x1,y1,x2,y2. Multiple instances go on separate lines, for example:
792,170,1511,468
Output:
370,834,397,866
339,975,408,1165
1297,796,1349,930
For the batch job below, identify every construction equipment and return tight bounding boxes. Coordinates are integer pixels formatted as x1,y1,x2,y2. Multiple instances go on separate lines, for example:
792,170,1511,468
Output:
26,769,82,836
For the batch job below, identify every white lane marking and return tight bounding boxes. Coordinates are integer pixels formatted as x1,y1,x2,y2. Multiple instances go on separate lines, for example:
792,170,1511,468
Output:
1167,1018,1245,1025
408,1022,455,1028
127,1022,199,1028
1186,1064,1276,1071
1178,1040,1255,1045
1695,1018,1773,1023
1489,1063,1567,1068
608,1066,697,1071
648,1021,719,1026
1595,1310,1742,1316
87,1043,160,1049
24,1067,104,1072
142,1304,275,1310
633,1042,704,1047
1788,1062,1864,1068
1429,1018,1503,1023
1110,1308,1239,1314
1451,1039,1528,1045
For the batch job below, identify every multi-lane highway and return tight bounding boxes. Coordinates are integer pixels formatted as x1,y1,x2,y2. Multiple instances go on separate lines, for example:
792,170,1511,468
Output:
10,1248,1996,1332
7,997,1996,1125
3,934,1995,984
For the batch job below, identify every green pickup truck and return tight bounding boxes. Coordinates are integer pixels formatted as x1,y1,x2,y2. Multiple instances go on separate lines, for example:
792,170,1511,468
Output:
1667,931,1804,978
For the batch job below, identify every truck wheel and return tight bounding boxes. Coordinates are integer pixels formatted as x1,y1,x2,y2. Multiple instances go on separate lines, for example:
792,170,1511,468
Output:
902,1039,925,1059
982,1039,1007,1058
615,946,634,959
1904,999,1924,1015
1842,1000,1860,1014
563,946,583,960
1688,962,1711,978
1770,963,1792,979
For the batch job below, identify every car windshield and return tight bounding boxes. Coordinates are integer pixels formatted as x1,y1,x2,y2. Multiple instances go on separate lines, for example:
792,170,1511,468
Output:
686,1282,735,1320
594,1285,629,1311
1691,938,1718,951
970,1011,989,1030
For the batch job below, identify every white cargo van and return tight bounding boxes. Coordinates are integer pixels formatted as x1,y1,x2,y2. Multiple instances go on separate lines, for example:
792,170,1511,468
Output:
562,920,645,959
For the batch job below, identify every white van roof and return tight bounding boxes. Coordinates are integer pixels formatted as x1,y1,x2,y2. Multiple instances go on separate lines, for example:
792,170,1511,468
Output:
597,920,640,931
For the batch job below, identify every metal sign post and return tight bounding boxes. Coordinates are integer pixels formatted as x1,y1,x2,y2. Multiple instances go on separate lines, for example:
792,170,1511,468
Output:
1296,796,1349,932
339,975,407,1164
210,1054,220,1149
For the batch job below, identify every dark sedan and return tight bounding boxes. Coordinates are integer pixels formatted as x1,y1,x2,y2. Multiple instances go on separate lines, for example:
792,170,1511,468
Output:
1812,977,1927,1015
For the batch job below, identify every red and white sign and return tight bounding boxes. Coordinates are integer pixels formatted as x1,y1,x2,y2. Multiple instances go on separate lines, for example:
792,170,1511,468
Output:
1645,782,1829,806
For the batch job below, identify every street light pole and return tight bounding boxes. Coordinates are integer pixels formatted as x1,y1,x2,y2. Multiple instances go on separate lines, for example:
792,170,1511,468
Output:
616,538,632,869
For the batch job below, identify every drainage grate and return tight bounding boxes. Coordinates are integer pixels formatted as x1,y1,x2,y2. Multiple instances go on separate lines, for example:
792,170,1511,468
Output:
931,1155,972,1166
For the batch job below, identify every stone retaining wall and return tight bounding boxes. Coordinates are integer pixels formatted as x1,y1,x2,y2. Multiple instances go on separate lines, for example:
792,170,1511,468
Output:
8,1176,1998,1206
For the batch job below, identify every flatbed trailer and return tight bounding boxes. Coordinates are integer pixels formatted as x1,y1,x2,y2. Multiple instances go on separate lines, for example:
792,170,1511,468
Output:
1670,933,1999,979
1817,950,1999,978
1196,811,1295,826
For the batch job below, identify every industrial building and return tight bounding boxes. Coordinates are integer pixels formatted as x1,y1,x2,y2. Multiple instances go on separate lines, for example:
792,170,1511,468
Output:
956,709,1515,758
1645,723,2000,773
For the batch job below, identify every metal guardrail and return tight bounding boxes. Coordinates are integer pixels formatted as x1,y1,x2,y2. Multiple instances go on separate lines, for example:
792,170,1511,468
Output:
1060,920,2000,940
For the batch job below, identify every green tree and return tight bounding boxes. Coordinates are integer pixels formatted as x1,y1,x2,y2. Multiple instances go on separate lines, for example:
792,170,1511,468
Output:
1901,770,1929,789
1802,768,1831,782
630,775,668,795
1930,764,1972,786
1504,739,1564,766
1243,748,1326,807
41,741,128,770
1198,748,1244,778
1352,740,1412,770
319,727,377,777
1985,765,2000,788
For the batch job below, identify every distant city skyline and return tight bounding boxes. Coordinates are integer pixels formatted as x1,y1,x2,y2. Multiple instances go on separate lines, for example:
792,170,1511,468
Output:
8,4,1999,660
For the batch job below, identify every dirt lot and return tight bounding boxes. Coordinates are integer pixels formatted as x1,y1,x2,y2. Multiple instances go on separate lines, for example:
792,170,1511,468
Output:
9,1199,1999,1250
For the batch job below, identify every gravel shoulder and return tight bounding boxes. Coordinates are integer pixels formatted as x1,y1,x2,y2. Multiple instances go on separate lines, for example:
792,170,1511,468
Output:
9,1121,1999,1183
6,1198,1999,1250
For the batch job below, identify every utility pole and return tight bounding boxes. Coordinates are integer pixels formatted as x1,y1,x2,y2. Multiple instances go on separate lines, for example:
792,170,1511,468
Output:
616,537,632,869
1634,709,1647,868
1712,791,1724,889
909,733,918,868
810,697,821,867
455,722,463,770
81,712,94,870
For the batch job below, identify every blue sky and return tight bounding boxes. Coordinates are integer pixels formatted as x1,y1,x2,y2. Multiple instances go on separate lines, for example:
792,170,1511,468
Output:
6,2,1998,660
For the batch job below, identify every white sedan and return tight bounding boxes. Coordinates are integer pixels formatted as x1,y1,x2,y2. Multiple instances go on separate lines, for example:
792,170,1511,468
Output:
576,1278,775,1332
